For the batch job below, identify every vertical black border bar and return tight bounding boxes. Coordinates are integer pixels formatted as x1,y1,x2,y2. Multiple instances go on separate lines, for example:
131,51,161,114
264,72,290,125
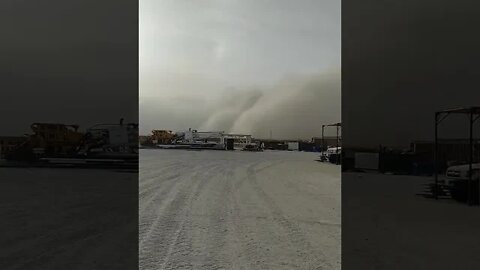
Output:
469,110,473,205
0,1,139,269
342,0,480,269
434,112,439,199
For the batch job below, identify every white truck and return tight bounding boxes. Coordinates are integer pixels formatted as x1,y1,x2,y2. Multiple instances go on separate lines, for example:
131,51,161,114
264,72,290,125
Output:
445,163,480,185
320,146,341,163
443,163,480,201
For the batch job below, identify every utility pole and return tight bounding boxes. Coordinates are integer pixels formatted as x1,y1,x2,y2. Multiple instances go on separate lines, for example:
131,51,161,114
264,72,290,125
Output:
321,125,325,152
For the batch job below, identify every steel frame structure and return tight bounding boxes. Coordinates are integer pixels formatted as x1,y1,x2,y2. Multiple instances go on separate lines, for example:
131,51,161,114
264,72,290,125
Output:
223,134,252,149
322,122,341,165
434,107,480,205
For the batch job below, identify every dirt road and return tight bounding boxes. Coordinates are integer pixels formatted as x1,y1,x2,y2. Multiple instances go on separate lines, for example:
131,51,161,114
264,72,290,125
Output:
140,150,340,270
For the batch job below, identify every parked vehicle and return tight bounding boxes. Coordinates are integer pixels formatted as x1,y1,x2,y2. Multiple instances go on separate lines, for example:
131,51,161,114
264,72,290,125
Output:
242,143,263,152
320,146,341,163
444,163,480,201
446,163,480,182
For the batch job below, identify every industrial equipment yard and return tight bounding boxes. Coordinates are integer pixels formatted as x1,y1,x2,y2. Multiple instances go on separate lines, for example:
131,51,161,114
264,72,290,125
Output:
140,149,341,270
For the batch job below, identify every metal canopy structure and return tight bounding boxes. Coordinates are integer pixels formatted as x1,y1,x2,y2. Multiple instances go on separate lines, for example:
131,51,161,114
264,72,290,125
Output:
322,122,341,165
434,106,480,205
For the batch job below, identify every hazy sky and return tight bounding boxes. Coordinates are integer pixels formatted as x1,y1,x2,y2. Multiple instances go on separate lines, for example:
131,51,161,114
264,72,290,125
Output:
140,0,340,139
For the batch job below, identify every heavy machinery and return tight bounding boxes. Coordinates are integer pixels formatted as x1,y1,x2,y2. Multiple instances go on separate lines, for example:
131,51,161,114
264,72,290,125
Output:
167,129,226,150
5,119,138,164
151,130,176,144
6,123,84,160
139,130,177,147
144,128,253,151
77,120,138,157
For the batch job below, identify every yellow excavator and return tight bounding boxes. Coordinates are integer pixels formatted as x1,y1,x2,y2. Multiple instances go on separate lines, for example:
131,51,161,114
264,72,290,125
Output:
6,118,139,161
140,130,176,146
6,123,84,160
151,130,176,144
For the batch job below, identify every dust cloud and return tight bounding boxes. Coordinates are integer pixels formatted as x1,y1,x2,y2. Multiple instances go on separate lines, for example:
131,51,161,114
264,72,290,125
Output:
201,69,340,139
140,70,340,140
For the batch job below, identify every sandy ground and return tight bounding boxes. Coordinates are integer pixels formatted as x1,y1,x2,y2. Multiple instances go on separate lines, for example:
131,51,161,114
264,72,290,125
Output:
140,149,341,270
0,168,138,270
343,172,480,269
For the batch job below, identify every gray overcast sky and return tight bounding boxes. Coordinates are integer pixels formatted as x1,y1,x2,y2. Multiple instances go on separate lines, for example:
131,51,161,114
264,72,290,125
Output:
140,0,340,139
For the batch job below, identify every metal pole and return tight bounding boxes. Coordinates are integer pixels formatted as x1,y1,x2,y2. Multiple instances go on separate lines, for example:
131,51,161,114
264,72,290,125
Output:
336,125,340,165
469,111,473,205
434,112,438,200
322,125,325,152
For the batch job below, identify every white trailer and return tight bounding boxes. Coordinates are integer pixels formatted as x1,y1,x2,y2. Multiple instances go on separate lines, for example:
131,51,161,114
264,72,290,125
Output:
223,134,252,150
173,129,253,150
288,142,299,151
181,129,225,144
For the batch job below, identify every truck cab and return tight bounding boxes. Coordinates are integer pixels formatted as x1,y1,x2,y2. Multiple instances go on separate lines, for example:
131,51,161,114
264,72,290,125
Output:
444,163,480,202
445,163,480,185
320,146,341,163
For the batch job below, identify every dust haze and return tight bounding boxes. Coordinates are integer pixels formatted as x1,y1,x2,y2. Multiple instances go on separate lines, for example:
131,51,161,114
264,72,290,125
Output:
140,0,340,139
141,70,340,139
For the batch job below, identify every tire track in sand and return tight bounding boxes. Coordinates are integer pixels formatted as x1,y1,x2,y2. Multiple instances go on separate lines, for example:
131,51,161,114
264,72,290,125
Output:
139,163,222,270
245,164,333,270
